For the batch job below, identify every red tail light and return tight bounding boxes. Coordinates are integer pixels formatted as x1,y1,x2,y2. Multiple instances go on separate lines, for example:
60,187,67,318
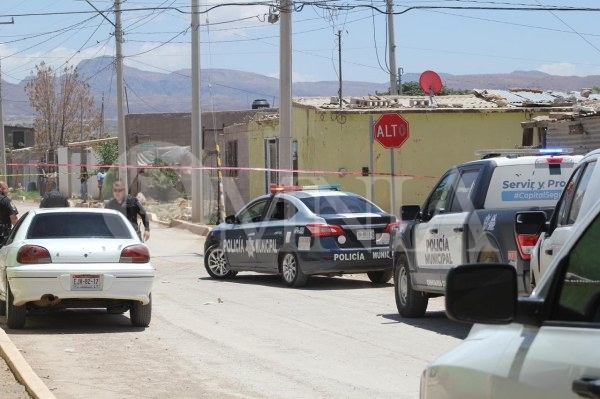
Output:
386,221,401,234
120,244,150,263
17,245,52,264
305,223,344,237
515,234,539,260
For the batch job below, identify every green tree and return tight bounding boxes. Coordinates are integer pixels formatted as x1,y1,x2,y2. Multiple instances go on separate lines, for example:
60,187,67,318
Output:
93,139,120,189
25,62,101,154
377,81,471,96
93,139,119,166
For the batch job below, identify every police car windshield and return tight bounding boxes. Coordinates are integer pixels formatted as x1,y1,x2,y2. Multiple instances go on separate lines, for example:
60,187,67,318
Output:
300,195,383,215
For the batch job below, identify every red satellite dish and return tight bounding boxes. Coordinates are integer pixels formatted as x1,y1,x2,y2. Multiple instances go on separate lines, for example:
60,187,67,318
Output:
419,70,443,95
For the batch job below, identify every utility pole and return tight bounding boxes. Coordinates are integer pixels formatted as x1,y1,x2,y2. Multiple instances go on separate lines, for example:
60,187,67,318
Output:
338,30,342,110
0,59,6,180
387,0,398,95
279,0,293,185
115,0,128,191
0,18,14,180
191,0,204,222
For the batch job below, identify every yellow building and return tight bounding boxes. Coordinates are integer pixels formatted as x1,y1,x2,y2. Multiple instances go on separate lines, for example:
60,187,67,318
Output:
232,93,561,214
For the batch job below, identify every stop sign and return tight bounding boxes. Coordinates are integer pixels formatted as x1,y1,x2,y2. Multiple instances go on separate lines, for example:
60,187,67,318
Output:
373,113,409,149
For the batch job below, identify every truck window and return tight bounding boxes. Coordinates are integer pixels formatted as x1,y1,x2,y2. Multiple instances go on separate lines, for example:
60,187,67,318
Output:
551,212,600,322
449,169,479,212
555,161,595,226
424,171,458,219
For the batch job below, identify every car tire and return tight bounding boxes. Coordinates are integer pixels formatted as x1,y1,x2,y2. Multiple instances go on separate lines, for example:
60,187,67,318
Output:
280,252,308,287
204,245,237,279
367,269,393,284
394,254,428,318
130,293,152,327
6,283,26,329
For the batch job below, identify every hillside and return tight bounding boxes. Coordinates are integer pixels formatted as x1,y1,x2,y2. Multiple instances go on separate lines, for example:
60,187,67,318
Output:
3,56,599,126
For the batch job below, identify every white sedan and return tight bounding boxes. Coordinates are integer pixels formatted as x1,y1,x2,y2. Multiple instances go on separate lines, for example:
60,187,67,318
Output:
0,208,155,329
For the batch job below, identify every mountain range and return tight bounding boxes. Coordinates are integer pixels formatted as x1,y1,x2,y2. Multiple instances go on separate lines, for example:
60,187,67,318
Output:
3,56,599,127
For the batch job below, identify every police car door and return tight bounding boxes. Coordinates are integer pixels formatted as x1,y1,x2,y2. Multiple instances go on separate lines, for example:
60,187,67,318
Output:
415,168,477,287
256,198,296,271
224,198,269,268
414,170,459,288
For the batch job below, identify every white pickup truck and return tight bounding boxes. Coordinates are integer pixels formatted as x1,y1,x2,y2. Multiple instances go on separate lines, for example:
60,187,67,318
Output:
529,148,600,289
390,150,582,318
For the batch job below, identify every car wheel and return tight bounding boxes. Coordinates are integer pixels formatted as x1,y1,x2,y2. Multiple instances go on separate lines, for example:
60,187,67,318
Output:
367,269,393,284
204,245,237,279
280,252,308,287
130,293,152,327
6,283,26,329
394,255,428,318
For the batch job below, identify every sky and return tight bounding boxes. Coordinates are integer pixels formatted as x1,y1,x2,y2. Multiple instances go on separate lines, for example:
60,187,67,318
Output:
1,1,600,86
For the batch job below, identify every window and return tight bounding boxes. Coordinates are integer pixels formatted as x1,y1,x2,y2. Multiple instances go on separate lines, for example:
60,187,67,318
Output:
12,131,25,149
27,213,132,239
555,161,596,227
425,171,458,219
225,140,238,178
450,169,479,212
551,212,600,322
301,195,383,215
238,199,269,224
266,199,297,221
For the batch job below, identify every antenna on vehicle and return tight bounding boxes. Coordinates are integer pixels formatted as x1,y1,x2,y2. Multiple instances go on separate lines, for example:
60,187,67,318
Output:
419,70,443,108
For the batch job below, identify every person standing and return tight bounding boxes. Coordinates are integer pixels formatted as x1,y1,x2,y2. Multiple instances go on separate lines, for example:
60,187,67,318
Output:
40,180,69,208
80,166,89,203
105,179,150,241
0,181,19,243
97,168,106,200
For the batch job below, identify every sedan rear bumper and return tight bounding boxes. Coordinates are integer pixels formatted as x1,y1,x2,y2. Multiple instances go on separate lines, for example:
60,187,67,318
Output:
6,264,155,306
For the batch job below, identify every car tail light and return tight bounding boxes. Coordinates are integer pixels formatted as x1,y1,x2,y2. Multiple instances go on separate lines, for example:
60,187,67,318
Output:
120,244,150,263
17,245,52,264
386,221,401,234
305,223,344,237
515,233,539,260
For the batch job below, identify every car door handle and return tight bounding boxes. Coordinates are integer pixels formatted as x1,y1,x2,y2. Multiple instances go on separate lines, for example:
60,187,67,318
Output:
453,227,463,233
572,377,600,398
273,231,283,236
429,228,438,234
247,232,256,237
545,248,553,255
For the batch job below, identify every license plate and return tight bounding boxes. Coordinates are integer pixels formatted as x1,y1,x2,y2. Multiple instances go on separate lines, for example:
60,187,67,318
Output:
356,229,374,240
71,274,103,291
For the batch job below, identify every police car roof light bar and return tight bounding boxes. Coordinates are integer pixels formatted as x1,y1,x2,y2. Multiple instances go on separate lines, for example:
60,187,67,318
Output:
270,184,341,193
474,148,573,158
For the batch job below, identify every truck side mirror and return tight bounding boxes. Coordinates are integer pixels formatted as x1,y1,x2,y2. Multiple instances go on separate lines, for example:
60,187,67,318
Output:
401,205,421,221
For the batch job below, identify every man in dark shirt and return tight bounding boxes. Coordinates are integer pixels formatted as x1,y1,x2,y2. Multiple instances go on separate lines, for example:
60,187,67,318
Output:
105,179,150,241
0,181,19,242
40,181,69,208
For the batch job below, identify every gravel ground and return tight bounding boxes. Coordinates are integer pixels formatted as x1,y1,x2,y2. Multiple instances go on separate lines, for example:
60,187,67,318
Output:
0,357,32,399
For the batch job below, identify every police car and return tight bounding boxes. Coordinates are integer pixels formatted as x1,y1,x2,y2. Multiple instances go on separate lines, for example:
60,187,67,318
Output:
203,185,398,287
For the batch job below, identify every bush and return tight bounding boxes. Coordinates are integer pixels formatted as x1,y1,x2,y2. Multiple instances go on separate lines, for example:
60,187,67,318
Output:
146,161,184,202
